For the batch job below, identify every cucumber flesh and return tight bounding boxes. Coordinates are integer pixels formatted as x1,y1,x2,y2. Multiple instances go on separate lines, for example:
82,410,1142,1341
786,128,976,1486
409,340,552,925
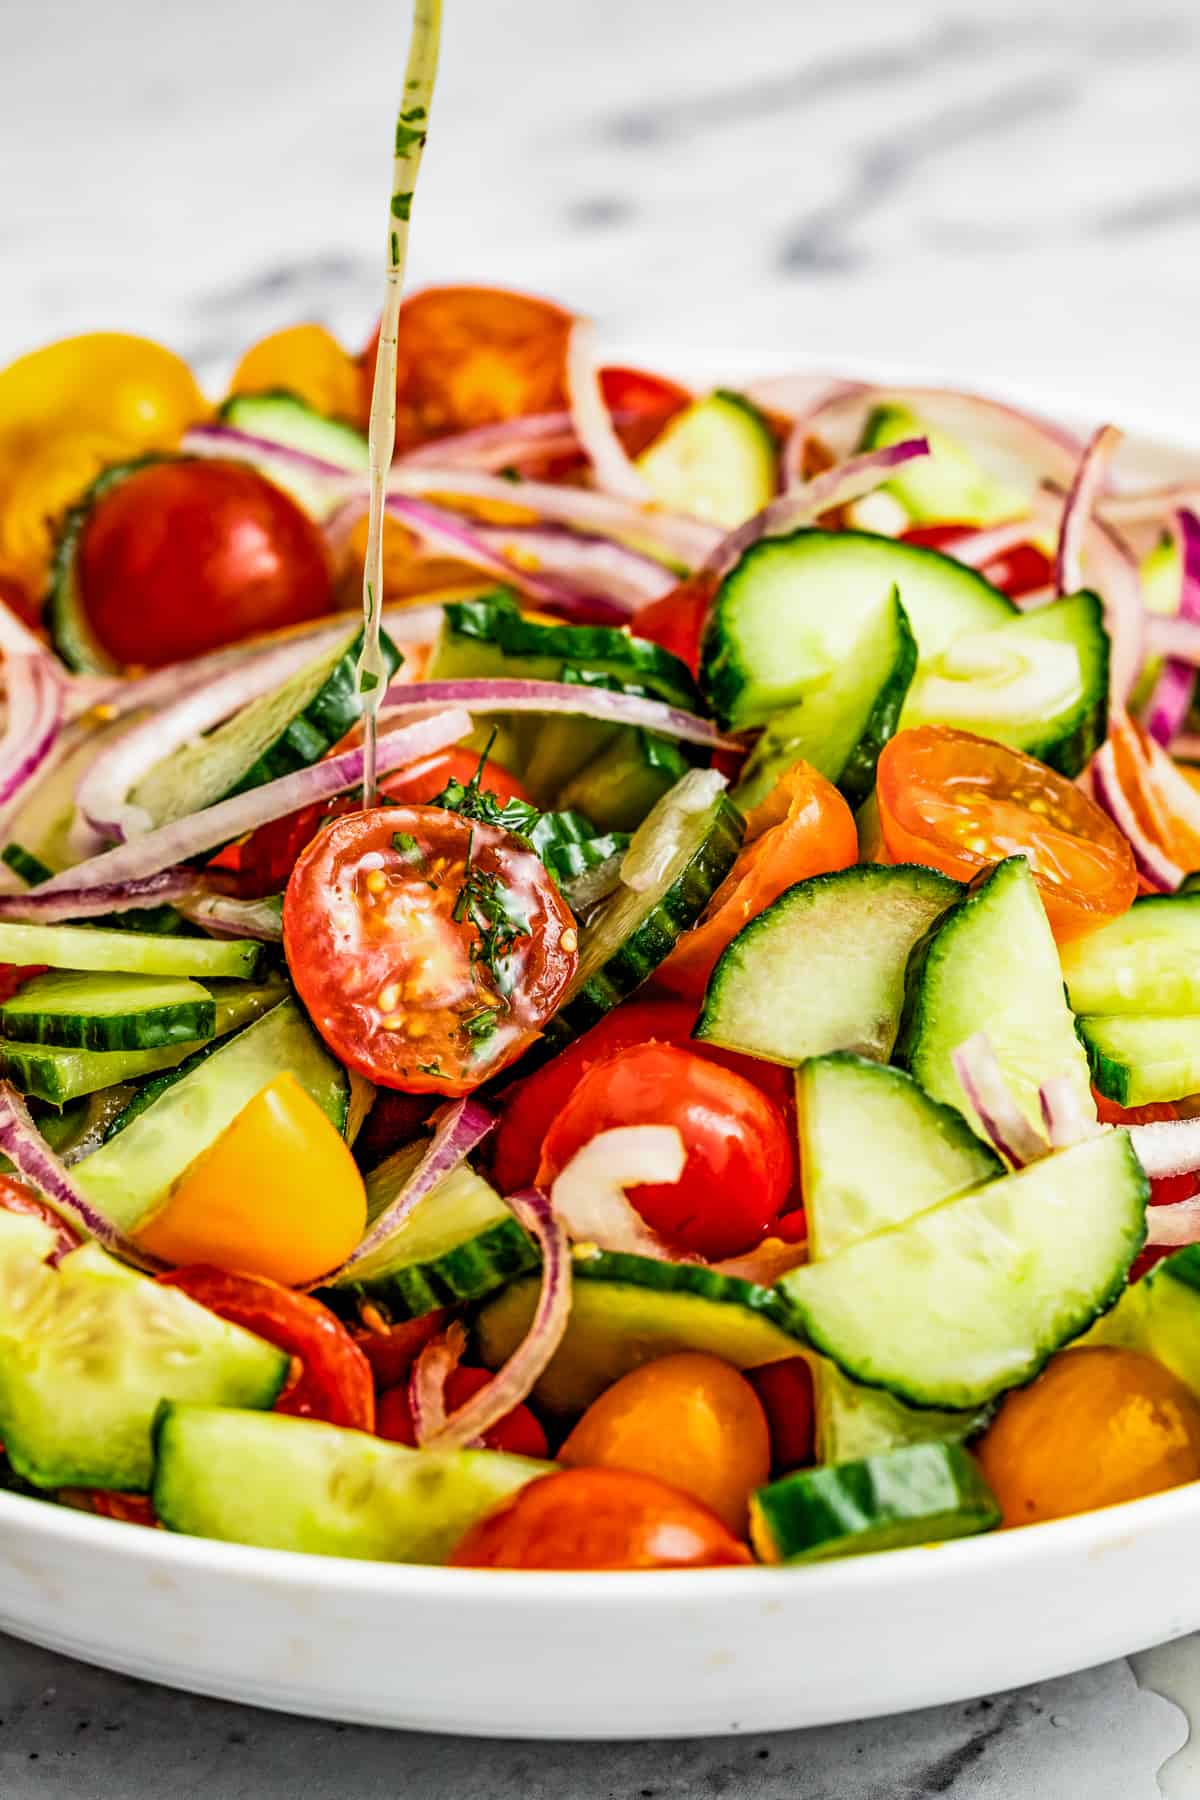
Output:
734,586,916,810
1061,895,1200,1015
476,1248,804,1416
859,403,1031,527
0,971,215,1052
0,1210,288,1490
153,1404,546,1561
0,920,261,981
635,389,777,530
696,863,960,1067
777,1129,1147,1410
1078,1013,1200,1107
750,1442,1000,1563
219,391,370,470
897,856,1095,1137
74,998,348,1234
48,459,157,674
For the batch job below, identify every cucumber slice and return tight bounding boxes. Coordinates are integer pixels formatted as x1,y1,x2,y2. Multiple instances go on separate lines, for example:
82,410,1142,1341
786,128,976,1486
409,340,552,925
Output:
750,1442,1000,1563
696,864,960,1067
701,528,1015,731
541,773,744,1052
0,977,285,1105
859,404,1030,527
897,856,1095,1137
555,728,691,833
0,1210,288,1489
0,920,261,981
816,1364,987,1466
635,390,777,529
0,971,215,1052
734,586,916,809
130,627,400,830
1089,1243,1200,1396
153,1404,547,1561
74,998,348,1234
777,1130,1147,1410
321,1141,537,1323
900,590,1109,778
477,1248,804,1416
219,391,370,512
1078,1014,1200,1106
1060,895,1200,1015
48,458,159,673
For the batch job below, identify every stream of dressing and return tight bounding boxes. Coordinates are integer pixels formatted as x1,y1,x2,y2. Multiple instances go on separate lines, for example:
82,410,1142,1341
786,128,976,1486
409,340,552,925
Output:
356,0,444,805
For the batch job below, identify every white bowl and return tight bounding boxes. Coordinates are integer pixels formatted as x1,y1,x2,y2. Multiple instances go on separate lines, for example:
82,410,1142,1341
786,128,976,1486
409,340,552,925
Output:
2,351,1199,1738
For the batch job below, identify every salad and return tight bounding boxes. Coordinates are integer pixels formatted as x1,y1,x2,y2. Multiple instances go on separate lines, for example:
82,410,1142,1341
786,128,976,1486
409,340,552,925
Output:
4,20,1200,1577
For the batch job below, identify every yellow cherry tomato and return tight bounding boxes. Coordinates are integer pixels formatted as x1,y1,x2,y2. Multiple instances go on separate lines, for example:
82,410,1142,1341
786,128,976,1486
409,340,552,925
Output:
977,1346,1200,1528
135,1073,366,1287
0,333,206,461
558,1351,771,1535
0,428,132,592
230,325,362,424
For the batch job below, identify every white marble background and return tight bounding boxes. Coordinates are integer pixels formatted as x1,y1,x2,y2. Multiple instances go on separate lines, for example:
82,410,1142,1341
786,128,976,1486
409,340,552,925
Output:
3,0,1200,1793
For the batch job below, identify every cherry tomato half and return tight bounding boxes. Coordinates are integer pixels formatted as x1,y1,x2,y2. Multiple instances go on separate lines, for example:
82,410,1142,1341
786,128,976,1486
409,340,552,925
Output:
0,1173,80,1263
158,1266,375,1431
78,459,333,666
448,1467,752,1570
284,806,578,1095
377,1365,548,1458
746,1358,816,1477
901,525,1054,601
876,726,1137,942
538,1042,794,1261
656,762,858,1000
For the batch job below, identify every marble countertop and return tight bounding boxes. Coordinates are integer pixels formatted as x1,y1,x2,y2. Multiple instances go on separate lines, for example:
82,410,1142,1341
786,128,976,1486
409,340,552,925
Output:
3,0,1200,1791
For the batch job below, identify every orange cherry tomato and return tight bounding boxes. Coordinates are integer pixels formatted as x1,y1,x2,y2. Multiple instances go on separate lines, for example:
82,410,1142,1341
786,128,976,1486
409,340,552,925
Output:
283,806,578,1095
976,1346,1200,1528
79,459,333,666
656,762,858,999
135,1073,366,1287
159,1265,375,1431
746,1357,816,1476
229,324,362,423
538,1042,794,1260
0,1172,80,1262
377,1364,548,1458
363,286,574,450
448,1467,753,1570
559,1352,769,1534
876,726,1137,943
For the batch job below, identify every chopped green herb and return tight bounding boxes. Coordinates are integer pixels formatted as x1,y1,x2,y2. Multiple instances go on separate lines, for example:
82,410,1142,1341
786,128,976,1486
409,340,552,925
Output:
358,669,380,694
460,1007,500,1049
391,192,414,221
432,730,542,839
391,831,422,860
452,833,530,992
417,1059,444,1078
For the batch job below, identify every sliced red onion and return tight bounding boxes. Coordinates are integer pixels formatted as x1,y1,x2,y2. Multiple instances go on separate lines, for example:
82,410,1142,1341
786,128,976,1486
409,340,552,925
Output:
951,1032,1050,1167
175,890,284,942
23,709,471,899
1032,480,1146,704
0,1082,166,1270
182,422,356,492
410,1320,472,1446
1038,1076,1097,1149
475,525,676,608
319,1098,495,1286
398,410,585,472
548,1125,683,1258
1056,426,1124,596
1129,1119,1200,1180
564,320,653,503
1144,1197,1200,1247
931,518,1043,572
0,655,64,824
1146,615,1200,665
1090,737,1185,892
0,869,194,923
420,1186,570,1453
1143,512,1200,745
1104,484,1200,530
702,439,930,584
379,679,738,751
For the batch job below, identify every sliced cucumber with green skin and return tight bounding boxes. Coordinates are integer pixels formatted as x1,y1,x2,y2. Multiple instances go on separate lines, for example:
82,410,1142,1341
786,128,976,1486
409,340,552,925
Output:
734,586,916,810
130,627,401,830
1078,1014,1200,1106
540,774,744,1054
0,971,215,1053
321,1141,538,1324
0,920,261,982
477,1247,805,1416
220,391,370,468
0,978,285,1106
900,590,1109,778
700,528,1015,731
1089,1243,1200,1395
696,864,960,1067
153,1404,547,1562
555,729,692,833
859,403,1031,526
47,457,162,674
0,1210,288,1490
777,1130,1147,1410
1060,895,1200,1015
74,998,348,1233
816,1364,989,1466
896,855,1095,1136
635,389,777,529
750,1442,1000,1563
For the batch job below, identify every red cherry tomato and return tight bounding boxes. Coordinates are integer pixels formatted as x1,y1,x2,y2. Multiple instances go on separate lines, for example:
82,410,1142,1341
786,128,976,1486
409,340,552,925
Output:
901,525,1054,601
0,963,48,1003
0,572,39,629
82,1492,160,1528
746,1358,816,1476
0,1173,80,1262
631,574,715,678
448,1467,752,1569
490,996,793,1195
352,1308,448,1388
78,459,332,667
284,806,578,1095
157,1266,375,1431
377,1365,548,1458
538,1042,794,1261
599,366,691,456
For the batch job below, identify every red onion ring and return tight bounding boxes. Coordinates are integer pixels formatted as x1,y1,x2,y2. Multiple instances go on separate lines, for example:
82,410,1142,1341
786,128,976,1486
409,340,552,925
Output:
0,655,64,822
1129,1119,1200,1180
410,1320,473,1446
175,891,284,942
1144,1197,1200,1247
951,1032,1051,1167
1145,511,1200,746
548,1125,683,1259
378,678,739,750
1090,736,1185,892
564,320,653,503
1038,1076,1096,1149
1056,426,1124,595
474,525,676,609
398,410,586,472
0,870,195,923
